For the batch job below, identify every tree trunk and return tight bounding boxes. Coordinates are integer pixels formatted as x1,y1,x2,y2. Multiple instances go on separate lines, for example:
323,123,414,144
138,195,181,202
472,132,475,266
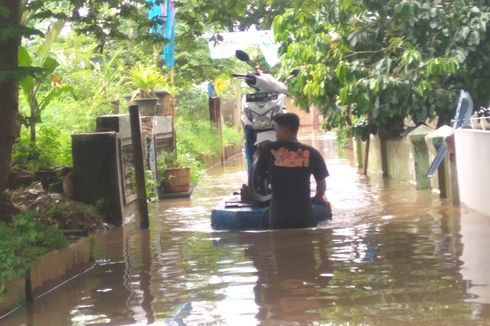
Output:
0,0,22,192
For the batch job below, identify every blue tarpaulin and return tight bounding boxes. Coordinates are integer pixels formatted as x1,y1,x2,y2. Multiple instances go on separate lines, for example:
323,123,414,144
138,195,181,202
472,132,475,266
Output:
163,0,176,68
146,0,176,68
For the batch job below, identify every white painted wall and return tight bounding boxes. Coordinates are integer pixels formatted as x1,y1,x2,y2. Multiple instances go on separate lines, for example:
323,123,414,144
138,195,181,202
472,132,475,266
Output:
455,129,490,216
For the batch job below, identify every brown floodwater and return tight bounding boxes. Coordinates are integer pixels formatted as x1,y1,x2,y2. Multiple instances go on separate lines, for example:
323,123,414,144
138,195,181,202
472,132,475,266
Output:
2,132,490,325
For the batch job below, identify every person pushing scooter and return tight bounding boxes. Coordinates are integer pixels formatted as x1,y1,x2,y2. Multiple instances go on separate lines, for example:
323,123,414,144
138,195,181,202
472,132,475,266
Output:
255,113,330,229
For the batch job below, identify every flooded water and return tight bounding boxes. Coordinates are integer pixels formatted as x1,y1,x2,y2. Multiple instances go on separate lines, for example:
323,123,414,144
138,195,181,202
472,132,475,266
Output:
2,132,490,325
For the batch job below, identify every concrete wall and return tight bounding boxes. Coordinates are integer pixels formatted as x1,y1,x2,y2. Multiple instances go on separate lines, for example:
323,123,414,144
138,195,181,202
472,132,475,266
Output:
455,129,490,216
385,137,415,182
0,277,25,315
368,134,386,176
351,125,433,189
72,132,123,225
351,135,385,176
0,238,91,316
30,238,91,296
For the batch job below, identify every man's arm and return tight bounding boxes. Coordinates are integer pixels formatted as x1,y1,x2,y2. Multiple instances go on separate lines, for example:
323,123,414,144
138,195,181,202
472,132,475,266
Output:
313,178,331,210
314,178,326,200
310,148,330,209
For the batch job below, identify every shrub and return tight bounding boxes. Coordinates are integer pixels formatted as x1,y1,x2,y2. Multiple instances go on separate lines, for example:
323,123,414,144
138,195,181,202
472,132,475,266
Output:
0,211,68,281
11,126,72,171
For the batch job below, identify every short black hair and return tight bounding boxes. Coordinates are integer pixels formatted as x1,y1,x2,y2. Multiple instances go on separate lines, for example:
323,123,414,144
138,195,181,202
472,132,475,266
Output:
274,113,300,134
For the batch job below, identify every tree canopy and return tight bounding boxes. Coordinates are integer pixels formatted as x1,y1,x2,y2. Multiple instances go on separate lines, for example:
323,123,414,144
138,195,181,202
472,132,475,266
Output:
273,0,490,135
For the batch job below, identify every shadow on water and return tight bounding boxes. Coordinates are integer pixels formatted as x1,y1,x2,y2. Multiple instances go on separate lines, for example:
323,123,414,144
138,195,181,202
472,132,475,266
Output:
2,131,490,325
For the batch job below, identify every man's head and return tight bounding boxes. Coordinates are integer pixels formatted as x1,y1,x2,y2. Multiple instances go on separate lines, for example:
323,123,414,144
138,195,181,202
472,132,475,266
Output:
274,113,300,141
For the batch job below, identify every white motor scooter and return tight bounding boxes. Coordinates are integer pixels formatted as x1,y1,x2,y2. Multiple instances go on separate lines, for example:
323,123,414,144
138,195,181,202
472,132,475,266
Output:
233,50,290,202
209,52,332,229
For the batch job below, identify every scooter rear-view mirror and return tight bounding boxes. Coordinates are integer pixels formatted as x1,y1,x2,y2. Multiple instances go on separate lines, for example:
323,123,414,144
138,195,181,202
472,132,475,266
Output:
289,69,300,77
235,50,251,63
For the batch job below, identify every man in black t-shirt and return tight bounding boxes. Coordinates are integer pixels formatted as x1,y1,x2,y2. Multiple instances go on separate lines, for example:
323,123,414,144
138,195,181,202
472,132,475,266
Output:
255,113,330,229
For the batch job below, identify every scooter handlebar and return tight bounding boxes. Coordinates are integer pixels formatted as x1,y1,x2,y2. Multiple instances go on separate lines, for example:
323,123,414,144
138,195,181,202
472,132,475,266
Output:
232,73,248,78
232,73,257,87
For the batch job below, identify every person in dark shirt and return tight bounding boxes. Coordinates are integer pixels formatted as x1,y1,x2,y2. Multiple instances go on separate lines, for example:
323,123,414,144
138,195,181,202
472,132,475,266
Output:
255,113,330,229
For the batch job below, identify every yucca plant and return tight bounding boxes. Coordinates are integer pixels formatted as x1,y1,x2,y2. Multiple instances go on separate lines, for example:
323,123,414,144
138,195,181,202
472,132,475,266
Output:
126,63,166,98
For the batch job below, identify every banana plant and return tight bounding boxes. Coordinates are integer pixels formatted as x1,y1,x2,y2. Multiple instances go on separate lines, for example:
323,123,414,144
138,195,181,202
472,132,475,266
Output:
17,4,74,142
19,46,75,142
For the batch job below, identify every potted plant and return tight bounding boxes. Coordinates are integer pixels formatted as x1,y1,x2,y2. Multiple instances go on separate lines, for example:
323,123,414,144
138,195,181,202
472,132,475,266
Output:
158,150,191,193
126,63,167,116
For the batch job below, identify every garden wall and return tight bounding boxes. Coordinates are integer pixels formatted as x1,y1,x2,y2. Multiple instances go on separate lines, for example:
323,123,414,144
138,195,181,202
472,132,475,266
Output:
352,134,385,176
385,136,415,183
0,277,24,317
0,237,91,316
352,125,490,207
352,125,434,189
455,129,490,216
30,237,91,297
202,144,243,168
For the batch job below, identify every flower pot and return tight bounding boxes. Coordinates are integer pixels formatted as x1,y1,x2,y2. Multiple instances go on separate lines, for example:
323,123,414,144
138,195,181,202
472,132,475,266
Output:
8,170,35,189
134,97,158,116
161,168,190,193
154,90,174,116
154,90,170,116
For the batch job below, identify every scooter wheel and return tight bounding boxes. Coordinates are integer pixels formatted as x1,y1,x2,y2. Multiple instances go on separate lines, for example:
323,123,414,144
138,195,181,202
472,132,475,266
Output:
248,151,272,203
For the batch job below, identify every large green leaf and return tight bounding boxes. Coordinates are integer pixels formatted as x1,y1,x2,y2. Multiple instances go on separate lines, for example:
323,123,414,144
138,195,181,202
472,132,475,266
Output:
0,67,44,83
18,46,32,67
20,76,35,94
42,56,59,75
39,85,76,112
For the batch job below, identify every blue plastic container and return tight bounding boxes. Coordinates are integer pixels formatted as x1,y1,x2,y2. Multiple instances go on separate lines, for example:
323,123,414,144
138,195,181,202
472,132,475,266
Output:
211,198,332,230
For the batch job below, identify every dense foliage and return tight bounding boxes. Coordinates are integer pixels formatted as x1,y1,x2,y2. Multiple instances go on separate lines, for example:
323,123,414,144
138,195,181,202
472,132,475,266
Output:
0,211,68,281
12,35,243,178
273,0,490,136
230,0,293,31
1,0,262,192
11,126,72,170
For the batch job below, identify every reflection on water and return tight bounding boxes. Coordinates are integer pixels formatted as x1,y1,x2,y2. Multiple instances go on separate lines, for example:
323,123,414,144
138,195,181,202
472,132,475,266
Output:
2,132,490,325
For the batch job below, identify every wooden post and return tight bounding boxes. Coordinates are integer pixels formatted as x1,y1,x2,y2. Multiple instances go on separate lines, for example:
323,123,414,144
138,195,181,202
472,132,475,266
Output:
129,105,150,229
362,136,370,176
170,68,175,84
209,97,225,165
446,134,460,204
171,95,177,151
25,269,33,303
437,158,448,198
